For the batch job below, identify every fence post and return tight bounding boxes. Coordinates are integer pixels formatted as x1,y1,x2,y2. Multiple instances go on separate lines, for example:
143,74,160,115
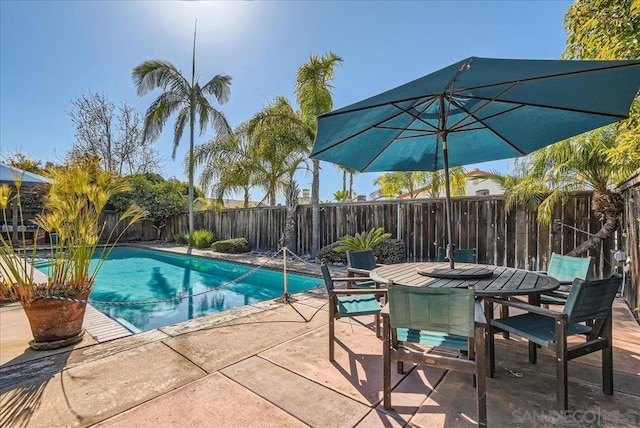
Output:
397,203,402,240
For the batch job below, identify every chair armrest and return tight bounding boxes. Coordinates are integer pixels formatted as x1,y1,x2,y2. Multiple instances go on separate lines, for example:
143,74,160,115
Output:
532,270,547,275
330,276,372,282
474,301,487,327
485,297,565,319
543,290,569,298
380,304,389,317
346,267,372,276
331,289,387,296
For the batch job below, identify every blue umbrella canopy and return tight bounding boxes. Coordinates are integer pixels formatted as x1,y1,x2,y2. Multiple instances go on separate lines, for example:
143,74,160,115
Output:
311,57,640,268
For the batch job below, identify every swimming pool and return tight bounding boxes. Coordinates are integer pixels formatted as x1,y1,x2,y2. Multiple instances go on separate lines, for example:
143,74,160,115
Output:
36,247,321,332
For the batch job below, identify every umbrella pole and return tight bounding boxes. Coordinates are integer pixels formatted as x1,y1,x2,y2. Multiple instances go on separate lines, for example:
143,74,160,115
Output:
442,137,455,269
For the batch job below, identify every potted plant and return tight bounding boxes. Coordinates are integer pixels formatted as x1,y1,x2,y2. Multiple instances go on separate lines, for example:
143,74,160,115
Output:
0,163,145,350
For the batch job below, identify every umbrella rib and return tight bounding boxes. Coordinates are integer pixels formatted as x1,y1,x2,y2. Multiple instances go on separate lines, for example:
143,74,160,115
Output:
389,100,440,133
450,98,526,155
320,94,440,118
449,104,526,133
462,94,630,119
359,98,442,170
375,125,439,135
446,82,520,132
310,109,408,158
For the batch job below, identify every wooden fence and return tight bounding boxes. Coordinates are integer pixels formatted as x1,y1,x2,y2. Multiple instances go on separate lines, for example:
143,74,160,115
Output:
157,191,614,276
619,169,640,317
15,184,636,316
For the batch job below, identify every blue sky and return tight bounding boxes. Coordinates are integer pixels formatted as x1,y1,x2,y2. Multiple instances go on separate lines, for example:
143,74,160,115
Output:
0,1,573,202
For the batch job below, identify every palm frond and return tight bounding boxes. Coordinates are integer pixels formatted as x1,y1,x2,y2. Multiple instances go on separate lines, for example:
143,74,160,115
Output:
201,74,232,104
142,91,184,143
170,107,190,159
132,60,189,97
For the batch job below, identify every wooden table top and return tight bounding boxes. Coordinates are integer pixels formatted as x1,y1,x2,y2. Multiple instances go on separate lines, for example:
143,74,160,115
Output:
370,262,560,297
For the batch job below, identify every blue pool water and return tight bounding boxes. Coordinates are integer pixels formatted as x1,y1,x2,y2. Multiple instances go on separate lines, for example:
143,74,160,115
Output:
36,247,321,332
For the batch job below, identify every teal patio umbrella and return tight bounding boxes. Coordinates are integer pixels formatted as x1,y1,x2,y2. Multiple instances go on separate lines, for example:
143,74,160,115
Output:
311,57,640,270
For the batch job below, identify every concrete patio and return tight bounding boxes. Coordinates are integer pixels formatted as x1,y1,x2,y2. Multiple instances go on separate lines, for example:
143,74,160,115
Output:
1,265,639,427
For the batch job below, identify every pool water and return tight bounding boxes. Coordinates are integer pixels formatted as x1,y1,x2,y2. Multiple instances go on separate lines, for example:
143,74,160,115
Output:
36,247,321,332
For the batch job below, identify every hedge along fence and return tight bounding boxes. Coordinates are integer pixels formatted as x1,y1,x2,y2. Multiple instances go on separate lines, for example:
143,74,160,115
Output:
158,191,615,276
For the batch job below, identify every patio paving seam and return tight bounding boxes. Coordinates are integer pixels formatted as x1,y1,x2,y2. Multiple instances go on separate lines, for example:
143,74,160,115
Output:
216,370,312,427
256,352,388,407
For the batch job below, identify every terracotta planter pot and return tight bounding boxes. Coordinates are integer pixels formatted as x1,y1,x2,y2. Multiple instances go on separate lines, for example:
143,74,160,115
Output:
22,292,89,349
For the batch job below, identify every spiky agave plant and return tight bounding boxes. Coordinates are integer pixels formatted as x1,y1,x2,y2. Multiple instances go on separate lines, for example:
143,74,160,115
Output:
334,227,391,252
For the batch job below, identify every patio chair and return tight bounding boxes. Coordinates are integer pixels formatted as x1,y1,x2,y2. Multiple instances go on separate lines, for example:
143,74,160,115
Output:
382,284,487,427
437,247,477,263
346,249,382,289
500,253,594,339
321,264,386,361
539,253,594,306
486,275,621,411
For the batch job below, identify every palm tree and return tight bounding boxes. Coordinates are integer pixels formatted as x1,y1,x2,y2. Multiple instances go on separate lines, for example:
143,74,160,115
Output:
336,165,358,200
248,97,310,206
333,189,351,202
483,128,638,255
417,169,467,198
131,26,231,234
192,124,255,208
374,172,422,199
295,52,343,257
373,169,467,199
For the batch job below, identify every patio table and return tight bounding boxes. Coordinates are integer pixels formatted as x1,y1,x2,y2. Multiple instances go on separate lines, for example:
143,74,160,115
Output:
370,262,560,376
370,262,559,297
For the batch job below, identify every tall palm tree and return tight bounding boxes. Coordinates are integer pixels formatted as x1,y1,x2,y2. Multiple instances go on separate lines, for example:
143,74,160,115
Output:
131,26,231,234
295,52,343,257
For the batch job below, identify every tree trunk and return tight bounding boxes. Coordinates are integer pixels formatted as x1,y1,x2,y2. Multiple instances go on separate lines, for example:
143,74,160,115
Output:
283,181,299,251
311,159,320,257
342,171,347,192
243,188,250,208
349,172,354,200
269,182,276,206
567,189,623,256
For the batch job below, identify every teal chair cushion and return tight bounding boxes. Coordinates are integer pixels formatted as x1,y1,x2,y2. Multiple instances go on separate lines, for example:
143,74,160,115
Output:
337,295,381,316
397,328,469,350
350,280,376,289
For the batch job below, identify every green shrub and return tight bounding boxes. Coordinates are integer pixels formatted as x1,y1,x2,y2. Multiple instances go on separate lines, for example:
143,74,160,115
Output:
373,239,406,264
317,238,405,265
189,230,215,249
211,237,250,253
316,242,347,264
174,233,188,245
